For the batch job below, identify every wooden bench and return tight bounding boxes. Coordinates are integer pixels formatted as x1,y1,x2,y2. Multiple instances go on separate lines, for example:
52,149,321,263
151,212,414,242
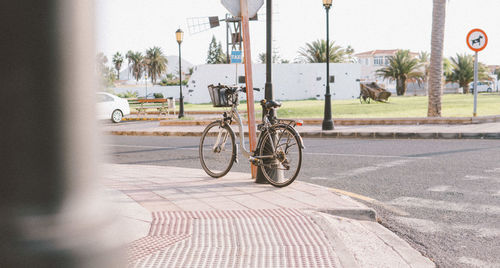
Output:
135,98,176,117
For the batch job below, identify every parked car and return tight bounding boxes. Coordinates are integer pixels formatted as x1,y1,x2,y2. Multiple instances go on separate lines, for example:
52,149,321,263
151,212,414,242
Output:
469,81,493,93
96,92,130,123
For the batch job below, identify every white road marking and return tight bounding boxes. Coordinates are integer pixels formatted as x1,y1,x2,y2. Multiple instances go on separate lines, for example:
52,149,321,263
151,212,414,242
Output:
389,197,500,215
309,177,330,181
426,185,499,197
335,159,415,178
330,188,409,216
427,185,453,192
394,217,441,234
458,257,500,268
394,216,500,238
304,152,429,159
485,168,500,173
104,144,198,151
464,175,500,182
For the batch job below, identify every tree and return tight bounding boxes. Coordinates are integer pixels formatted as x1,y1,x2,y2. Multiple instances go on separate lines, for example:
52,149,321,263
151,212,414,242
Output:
376,50,423,96
297,40,353,63
126,50,134,79
206,36,226,64
447,53,490,94
258,52,287,64
495,68,500,81
96,52,108,73
112,52,123,80
129,51,144,82
443,57,453,81
96,52,115,87
145,46,168,84
427,0,447,117
418,51,430,94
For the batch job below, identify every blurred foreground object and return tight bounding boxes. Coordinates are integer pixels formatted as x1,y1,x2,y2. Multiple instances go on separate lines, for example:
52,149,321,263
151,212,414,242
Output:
0,1,123,267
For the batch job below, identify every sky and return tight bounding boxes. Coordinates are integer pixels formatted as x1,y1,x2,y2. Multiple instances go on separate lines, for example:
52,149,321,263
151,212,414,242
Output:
96,0,500,66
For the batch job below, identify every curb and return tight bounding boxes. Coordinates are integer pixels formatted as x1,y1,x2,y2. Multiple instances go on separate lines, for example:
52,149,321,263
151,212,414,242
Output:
106,130,500,139
156,115,500,126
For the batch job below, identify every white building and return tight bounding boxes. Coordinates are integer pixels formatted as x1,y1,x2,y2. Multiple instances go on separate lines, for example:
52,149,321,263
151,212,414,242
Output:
184,63,361,104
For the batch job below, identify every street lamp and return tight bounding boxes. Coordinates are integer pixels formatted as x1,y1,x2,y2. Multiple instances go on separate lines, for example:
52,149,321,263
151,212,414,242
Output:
176,28,185,118
322,0,334,130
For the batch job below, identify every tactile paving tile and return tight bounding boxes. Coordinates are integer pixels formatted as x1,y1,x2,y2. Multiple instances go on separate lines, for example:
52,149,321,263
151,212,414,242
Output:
128,208,336,268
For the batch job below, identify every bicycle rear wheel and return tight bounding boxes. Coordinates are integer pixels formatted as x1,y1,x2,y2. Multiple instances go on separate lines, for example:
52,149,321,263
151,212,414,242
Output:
258,124,302,187
199,121,236,178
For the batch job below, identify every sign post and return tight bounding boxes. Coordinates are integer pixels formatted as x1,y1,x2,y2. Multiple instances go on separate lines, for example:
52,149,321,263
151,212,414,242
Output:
231,50,242,87
466,29,488,117
222,0,263,178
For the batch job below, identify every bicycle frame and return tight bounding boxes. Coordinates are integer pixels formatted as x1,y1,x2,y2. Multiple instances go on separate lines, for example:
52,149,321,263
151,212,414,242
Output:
215,87,304,166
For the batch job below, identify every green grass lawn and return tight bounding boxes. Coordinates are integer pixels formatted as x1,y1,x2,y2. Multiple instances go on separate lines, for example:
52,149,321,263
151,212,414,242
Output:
133,94,500,118
277,94,500,118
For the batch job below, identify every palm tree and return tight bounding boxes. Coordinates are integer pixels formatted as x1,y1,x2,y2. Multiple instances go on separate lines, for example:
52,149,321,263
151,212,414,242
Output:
129,52,144,83
297,40,353,63
258,52,284,64
495,68,500,81
112,52,123,80
427,0,447,117
126,50,133,79
418,51,430,95
145,47,168,84
448,53,490,94
376,50,423,96
96,52,108,73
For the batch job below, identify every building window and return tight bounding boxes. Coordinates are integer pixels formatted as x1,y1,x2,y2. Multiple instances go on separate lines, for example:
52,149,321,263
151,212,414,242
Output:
374,56,384,65
384,56,391,65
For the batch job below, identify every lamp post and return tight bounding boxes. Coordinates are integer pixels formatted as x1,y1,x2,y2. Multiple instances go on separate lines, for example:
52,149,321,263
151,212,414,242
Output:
322,0,334,130
176,28,185,118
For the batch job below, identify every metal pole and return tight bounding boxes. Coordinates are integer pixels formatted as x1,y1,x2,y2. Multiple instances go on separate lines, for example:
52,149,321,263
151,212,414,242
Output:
178,43,184,118
473,51,478,117
265,0,273,107
255,0,274,184
1,0,122,266
240,0,258,178
322,5,334,130
226,14,230,63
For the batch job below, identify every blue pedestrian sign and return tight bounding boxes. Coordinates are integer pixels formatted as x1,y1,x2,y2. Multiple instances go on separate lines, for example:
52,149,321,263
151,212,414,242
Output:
231,50,242,64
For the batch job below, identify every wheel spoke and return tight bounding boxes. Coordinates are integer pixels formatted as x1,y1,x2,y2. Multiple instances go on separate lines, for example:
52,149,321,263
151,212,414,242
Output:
259,125,302,187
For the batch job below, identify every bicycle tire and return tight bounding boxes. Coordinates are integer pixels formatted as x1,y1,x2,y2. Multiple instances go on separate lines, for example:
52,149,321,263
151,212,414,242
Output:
258,124,302,187
199,121,236,178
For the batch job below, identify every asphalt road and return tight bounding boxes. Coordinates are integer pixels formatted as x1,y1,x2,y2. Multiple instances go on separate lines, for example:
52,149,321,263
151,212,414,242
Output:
104,135,500,267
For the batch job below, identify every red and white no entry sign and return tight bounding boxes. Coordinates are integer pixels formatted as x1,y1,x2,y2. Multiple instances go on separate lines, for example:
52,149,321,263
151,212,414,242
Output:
467,29,488,52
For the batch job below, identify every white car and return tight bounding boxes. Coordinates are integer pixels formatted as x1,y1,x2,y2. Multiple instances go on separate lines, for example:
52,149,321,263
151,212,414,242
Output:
96,92,130,123
469,81,493,93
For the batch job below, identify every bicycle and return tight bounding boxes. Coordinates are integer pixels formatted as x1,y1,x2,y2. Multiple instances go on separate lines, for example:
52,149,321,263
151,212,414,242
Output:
199,84,305,187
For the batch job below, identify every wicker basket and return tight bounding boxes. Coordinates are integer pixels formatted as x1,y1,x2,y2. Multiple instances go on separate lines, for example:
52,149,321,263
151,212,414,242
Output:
208,85,232,107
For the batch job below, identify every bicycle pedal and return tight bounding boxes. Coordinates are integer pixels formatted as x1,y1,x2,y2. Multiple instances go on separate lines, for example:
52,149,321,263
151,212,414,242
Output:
248,157,260,166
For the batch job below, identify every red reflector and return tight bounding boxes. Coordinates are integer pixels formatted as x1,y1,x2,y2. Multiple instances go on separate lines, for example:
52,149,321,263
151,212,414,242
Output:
296,120,303,126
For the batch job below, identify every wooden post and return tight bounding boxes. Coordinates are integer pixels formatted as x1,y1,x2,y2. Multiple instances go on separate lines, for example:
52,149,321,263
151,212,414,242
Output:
240,0,258,178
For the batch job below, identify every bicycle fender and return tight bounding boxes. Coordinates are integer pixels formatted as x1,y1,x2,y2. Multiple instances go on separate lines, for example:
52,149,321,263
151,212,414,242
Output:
274,124,306,150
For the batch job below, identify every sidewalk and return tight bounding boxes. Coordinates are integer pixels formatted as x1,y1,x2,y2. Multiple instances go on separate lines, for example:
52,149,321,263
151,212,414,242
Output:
103,120,500,139
103,164,434,267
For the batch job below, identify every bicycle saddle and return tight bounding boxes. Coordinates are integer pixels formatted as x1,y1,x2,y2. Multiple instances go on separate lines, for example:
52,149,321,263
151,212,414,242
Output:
261,99,282,109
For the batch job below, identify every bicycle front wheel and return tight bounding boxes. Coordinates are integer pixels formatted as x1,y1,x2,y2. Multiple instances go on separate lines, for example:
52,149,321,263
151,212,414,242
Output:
199,121,236,178
259,125,302,187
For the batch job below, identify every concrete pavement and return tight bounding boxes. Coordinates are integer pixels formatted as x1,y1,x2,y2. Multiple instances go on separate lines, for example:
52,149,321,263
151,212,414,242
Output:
103,164,434,267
